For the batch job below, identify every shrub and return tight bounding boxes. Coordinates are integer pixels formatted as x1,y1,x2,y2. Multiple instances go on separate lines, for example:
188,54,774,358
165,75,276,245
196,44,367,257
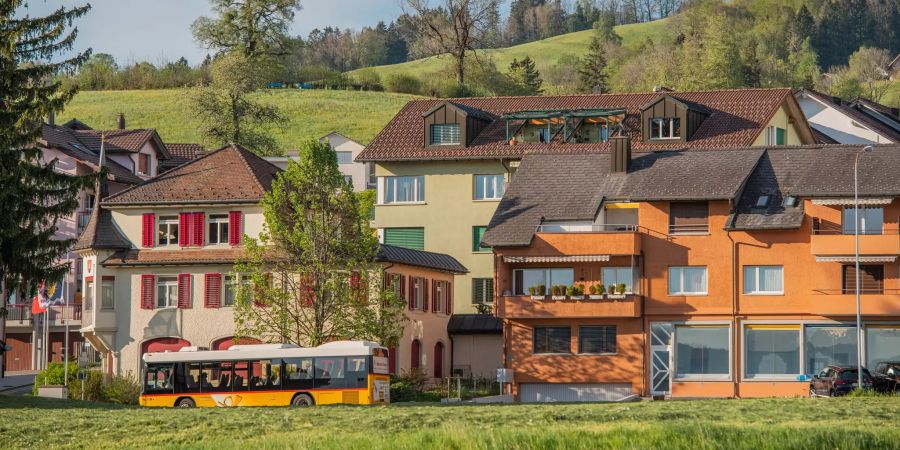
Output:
385,74,422,95
441,83,478,98
32,362,78,395
589,285,597,295
597,284,606,295
68,370,106,401
609,285,616,295
103,371,141,405
354,70,383,91
537,284,546,295
616,283,627,294
390,368,429,402
528,286,536,295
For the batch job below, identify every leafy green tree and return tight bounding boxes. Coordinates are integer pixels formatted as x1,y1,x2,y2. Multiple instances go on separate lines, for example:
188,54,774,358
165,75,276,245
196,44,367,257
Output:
0,1,95,376
508,56,543,95
191,0,302,57
77,53,118,90
190,53,286,156
592,12,621,45
233,140,406,347
578,37,609,93
847,46,892,101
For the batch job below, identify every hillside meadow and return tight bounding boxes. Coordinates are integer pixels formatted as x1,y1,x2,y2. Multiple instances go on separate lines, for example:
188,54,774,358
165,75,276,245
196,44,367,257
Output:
58,89,421,148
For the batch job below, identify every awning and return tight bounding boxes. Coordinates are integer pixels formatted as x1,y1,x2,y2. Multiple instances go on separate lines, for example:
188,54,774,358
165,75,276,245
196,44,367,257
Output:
811,197,893,206
503,255,610,263
815,255,898,263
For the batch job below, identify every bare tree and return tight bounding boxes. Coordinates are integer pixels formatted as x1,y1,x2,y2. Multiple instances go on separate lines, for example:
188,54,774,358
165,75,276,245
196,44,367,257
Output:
403,0,499,84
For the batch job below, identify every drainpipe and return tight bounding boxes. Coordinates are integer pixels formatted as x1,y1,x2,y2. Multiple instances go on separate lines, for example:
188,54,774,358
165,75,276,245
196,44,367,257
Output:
727,232,738,399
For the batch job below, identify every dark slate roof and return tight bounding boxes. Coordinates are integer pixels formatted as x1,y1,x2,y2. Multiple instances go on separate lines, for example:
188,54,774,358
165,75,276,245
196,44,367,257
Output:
41,124,143,184
482,148,763,247
73,206,131,251
447,314,503,335
359,88,807,162
800,90,900,142
376,244,468,274
103,144,282,206
726,151,805,230
811,127,839,144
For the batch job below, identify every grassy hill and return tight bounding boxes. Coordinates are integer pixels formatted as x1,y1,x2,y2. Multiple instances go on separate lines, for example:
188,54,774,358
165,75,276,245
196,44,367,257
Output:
349,18,671,88
58,89,421,148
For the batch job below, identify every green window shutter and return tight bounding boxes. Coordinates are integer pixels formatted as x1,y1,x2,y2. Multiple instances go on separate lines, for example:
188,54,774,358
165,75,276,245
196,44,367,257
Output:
776,127,786,145
384,227,424,250
472,278,493,304
472,226,489,252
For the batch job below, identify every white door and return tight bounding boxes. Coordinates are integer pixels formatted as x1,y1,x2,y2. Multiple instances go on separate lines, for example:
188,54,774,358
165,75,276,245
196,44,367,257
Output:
650,322,673,396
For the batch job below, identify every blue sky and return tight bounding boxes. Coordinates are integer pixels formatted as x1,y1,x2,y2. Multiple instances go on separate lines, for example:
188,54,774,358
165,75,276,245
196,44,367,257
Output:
22,0,408,65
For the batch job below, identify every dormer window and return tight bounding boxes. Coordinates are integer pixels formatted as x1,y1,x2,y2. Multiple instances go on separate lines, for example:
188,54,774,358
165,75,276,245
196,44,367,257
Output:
755,195,769,207
430,124,460,145
138,153,151,176
650,117,681,140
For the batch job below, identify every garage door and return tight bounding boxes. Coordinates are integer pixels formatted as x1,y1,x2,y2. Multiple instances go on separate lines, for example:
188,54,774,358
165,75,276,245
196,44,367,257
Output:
4,333,33,372
519,383,632,402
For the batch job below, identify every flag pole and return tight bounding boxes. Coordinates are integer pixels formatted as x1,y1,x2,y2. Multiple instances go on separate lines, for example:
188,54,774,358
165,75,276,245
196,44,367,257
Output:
64,278,69,386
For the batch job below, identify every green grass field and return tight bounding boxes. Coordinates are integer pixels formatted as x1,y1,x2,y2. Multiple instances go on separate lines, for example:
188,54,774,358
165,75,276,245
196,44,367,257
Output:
58,89,421,148
3,395,899,449
349,19,671,87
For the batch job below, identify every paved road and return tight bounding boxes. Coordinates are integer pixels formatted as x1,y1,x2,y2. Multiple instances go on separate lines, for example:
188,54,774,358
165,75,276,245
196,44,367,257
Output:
0,371,37,396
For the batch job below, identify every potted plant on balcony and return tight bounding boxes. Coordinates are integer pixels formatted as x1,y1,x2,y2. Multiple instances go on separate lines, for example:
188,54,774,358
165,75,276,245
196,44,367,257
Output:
529,285,546,300
608,283,628,300
551,285,566,300
568,284,585,300
588,284,605,300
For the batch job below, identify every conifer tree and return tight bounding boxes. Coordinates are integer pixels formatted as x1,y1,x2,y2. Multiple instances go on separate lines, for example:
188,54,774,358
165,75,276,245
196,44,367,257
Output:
0,1,94,376
508,56,543,95
578,37,609,93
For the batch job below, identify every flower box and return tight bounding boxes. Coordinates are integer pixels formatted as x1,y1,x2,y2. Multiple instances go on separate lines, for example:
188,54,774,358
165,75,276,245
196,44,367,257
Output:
569,295,585,300
587,295,604,300
607,294,627,300
530,295,547,300
551,295,567,300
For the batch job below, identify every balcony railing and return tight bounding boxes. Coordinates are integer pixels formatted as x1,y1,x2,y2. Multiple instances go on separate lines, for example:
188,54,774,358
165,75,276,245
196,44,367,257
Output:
536,224,637,233
497,294,641,319
49,304,82,322
813,289,900,295
5,304,32,322
668,224,709,234
77,211,92,233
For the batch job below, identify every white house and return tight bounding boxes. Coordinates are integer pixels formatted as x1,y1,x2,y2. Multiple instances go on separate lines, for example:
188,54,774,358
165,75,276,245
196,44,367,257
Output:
796,89,899,144
265,132,374,192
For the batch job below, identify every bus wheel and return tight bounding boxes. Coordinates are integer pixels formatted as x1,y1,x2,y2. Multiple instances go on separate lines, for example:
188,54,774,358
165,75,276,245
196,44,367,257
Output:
176,398,196,408
291,393,314,407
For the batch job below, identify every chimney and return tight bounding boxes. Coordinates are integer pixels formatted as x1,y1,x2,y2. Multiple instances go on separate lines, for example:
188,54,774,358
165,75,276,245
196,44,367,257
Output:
610,136,631,174
48,111,55,126
116,113,125,129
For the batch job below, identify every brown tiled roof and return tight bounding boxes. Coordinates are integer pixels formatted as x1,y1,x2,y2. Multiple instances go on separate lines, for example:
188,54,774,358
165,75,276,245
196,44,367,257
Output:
103,143,282,206
71,129,164,154
73,206,131,251
102,249,244,266
40,124,143,184
359,88,804,161
160,143,205,170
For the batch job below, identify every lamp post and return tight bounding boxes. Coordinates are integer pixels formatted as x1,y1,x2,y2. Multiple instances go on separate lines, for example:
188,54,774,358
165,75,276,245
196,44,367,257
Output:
854,145,873,390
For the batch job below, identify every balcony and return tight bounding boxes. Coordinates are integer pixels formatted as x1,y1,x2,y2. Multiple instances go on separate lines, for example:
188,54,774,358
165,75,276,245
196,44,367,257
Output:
48,304,82,326
529,224,642,256
4,304,32,325
497,294,642,319
77,211,92,233
810,289,900,315
810,228,900,258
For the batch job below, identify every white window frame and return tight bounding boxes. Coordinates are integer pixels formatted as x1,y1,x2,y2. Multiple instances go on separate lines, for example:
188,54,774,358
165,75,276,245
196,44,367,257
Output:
430,123,461,146
156,276,179,309
208,214,229,245
473,174,505,201
335,151,353,164
100,278,115,310
379,176,425,204
668,266,708,296
601,267,635,294
157,216,179,246
743,265,784,295
223,275,250,307
412,278,424,310
434,281,446,314
84,279,94,311
512,268,574,296
649,117,680,140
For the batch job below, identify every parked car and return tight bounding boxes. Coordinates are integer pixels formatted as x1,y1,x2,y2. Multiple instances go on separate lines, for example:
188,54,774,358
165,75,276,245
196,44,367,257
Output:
809,365,873,397
872,361,900,393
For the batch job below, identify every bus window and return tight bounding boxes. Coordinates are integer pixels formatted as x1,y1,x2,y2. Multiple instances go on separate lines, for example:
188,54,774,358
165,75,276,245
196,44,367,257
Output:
346,357,368,388
314,357,345,389
233,361,249,391
250,359,281,390
176,363,202,393
144,364,174,394
283,357,314,390
201,362,231,392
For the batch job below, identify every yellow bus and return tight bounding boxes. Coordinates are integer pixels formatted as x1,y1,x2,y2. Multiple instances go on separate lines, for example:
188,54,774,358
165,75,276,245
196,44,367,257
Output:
140,341,390,407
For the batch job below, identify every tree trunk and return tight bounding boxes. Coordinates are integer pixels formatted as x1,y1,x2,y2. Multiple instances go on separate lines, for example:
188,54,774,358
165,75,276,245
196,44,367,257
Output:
456,52,465,85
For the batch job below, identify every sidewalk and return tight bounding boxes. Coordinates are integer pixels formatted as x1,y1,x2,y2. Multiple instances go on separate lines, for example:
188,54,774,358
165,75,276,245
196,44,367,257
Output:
0,371,37,395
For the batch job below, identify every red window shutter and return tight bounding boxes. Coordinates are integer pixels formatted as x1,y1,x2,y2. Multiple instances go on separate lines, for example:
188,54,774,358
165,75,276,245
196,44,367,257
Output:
229,211,243,245
422,278,429,311
178,213,190,247
177,274,191,308
407,276,414,310
446,282,452,315
142,214,155,247
193,213,205,246
410,339,420,369
399,274,407,301
388,347,397,374
140,274,154,309
204,274,221,308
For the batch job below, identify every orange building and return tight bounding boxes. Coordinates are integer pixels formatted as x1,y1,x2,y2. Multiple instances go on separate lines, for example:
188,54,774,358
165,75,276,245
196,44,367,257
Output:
483,138,900,401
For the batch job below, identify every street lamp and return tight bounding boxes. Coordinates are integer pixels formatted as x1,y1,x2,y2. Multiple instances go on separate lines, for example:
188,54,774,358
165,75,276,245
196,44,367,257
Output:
854,144,873,390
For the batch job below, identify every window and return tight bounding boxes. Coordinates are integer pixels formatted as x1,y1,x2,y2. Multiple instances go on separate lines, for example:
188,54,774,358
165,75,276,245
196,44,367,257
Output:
474,174,504,200
668,202,708,234
412,277,425,310
472,226,489,252
346,356,369,388
743,266,784,295
533,326,571,354
156,276,178,308
668,267,707,295
208,214,229,245
84,194,96,210
842,265,884,294
336,151,352,164
842,207,883,235
410,340,421,370
649,117,681,139
223,275,250,307
602,267,634,293
804,325,857,373
143,364,174,394
430,123,461,145
866,327,900,368
744,326,800,378
200,362,230,392
675,325,729,378
755,195,769,207
84,279,94,311
157,216,179,246
138,153,151,175
250,359,281,390
433,280,449,313
579,326,616,354
512,269,573,296
383,227,424,250
283,357,314,390
381,176,424,204
765,126,786,145
101,278,114,309
472,278,494,304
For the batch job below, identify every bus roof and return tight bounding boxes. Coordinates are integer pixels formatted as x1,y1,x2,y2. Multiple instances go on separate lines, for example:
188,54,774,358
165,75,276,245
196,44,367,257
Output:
142,340,386,364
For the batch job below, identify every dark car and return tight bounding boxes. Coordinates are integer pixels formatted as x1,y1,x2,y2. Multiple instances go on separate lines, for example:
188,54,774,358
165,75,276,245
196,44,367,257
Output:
872,362,900,393
809,365,873,397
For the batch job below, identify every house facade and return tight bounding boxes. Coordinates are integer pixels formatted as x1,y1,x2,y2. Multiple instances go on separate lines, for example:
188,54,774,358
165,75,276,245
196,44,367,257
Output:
483,139,900,401
358,88,816,316
796,89,900,144
265,132,374,192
